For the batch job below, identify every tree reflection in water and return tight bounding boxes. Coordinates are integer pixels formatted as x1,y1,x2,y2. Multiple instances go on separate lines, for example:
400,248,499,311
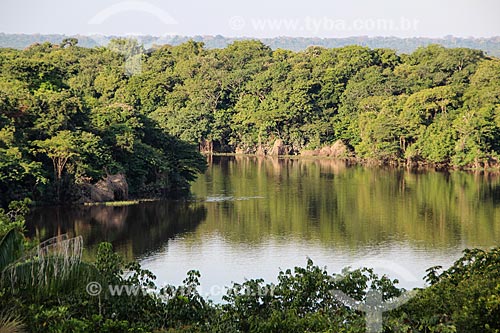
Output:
26,201,207,260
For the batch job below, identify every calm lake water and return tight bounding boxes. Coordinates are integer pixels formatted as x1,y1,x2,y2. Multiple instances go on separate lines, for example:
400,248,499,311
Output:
27,156,500,300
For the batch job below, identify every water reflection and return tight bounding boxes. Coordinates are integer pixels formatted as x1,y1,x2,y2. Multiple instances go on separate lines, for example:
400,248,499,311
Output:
27,201,207,260
191,156,500,248
26,156,500,295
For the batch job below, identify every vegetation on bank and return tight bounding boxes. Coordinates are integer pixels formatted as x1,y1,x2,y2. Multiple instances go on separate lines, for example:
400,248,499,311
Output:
0,39,207,207
1,200,500,332
2,38,500,205
82,199,155,207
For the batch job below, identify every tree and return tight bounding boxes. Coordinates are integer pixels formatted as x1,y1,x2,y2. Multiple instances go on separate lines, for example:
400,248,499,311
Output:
34,131,78,199
355,96,403,161
400,85,461,151
60,37,78,48
453,106,500,167
33,87,83,135
414,112,456,164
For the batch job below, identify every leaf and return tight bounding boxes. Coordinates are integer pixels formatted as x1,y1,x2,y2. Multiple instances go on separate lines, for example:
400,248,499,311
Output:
0,228,24,272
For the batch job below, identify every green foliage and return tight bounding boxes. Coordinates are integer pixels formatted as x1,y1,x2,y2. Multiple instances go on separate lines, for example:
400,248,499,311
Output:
217,259,401,333
0,198,31,236
415,112,457,164
93,243,168,329
0,41,207,206
95,242,124,284
399,247,500,332
161,270,214,329
56,40,495,171
0,228,24,272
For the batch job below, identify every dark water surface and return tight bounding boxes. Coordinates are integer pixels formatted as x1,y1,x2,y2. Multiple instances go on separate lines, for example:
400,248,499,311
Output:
27,156,500,299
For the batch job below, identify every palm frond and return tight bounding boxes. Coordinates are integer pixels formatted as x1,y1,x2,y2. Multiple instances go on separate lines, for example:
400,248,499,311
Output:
0,311,26,333
2,234,97,296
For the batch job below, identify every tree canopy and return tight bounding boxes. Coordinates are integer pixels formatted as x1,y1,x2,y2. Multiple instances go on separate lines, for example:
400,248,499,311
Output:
1,39,500,205
0,40,207,206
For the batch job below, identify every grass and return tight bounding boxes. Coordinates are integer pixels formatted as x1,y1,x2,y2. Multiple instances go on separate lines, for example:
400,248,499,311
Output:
83,199,158,207
0,312,26,333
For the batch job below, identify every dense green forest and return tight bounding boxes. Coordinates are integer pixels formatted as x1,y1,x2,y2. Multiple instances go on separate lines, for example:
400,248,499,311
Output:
0,39,208,206
140,40,497,169
2,38,500,205
1,201,500,332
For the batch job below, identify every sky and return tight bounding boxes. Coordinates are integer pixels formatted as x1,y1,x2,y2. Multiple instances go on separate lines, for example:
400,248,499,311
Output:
1,0,499,39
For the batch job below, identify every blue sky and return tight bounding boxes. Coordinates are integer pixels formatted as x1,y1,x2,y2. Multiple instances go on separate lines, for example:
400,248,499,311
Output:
1,0,499,38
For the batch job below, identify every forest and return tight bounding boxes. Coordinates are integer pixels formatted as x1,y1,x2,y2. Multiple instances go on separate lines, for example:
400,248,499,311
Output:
1,38,500,332
1,38,500,206
0,39,209,206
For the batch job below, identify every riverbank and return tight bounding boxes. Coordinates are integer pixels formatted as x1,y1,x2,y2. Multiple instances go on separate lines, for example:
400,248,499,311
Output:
82,199,160,207
207,152,500,173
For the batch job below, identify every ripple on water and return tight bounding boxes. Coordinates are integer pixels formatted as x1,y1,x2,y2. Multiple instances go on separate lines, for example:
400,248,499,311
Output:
204,195,264,202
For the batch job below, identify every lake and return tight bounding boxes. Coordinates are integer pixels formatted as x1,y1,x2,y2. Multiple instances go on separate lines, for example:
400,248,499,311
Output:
27,156,500,300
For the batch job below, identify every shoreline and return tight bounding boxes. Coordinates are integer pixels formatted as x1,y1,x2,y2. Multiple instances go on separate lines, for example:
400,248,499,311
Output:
29,155,500,208
206,152,500,173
